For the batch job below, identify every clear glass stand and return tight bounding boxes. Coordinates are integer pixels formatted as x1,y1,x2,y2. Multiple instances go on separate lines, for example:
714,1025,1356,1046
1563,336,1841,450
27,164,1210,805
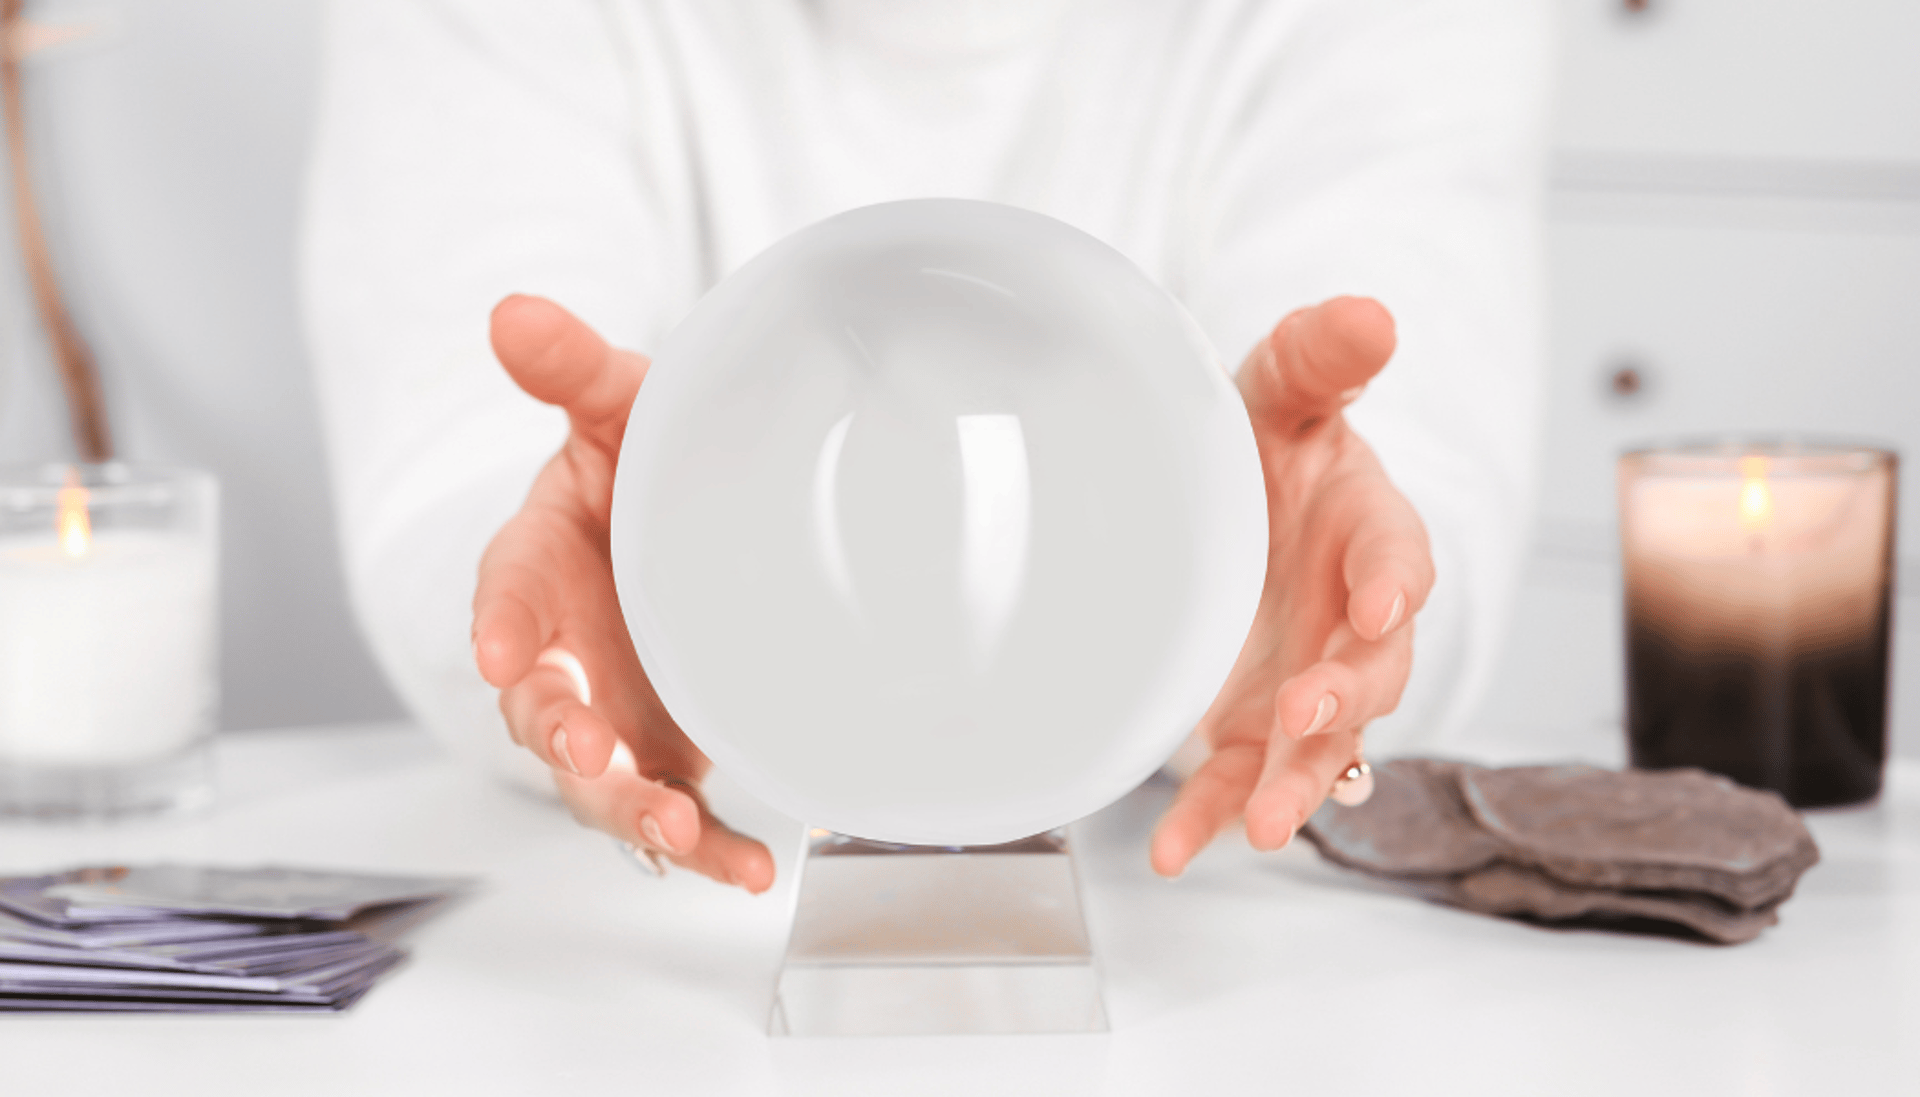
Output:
769,828,1107,1037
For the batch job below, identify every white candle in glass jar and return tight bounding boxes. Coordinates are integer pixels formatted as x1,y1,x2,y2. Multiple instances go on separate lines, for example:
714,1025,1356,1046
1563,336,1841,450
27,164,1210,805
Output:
0,528,217,765
1623,462,1889,649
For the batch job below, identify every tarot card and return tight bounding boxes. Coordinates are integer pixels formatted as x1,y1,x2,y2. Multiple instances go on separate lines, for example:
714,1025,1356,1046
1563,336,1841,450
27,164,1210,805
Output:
44,865,473,921
0,960,285,993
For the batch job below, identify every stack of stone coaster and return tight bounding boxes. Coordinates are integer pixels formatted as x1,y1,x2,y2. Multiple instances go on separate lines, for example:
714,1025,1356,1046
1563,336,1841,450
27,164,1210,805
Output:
1300,759,1820,944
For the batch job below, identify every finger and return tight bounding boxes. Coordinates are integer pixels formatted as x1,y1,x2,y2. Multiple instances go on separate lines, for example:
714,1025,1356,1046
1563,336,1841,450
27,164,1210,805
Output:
536,647,593,704
1272,620,1415,743
668,803,779,894
498,657,618,778
1243,726,1361,850
472,508,577,687
1339,482,1435,641
556,766,702,858
489,294,649,456
555,767,776,893
1149,740,1263,878
1239,296,1396,434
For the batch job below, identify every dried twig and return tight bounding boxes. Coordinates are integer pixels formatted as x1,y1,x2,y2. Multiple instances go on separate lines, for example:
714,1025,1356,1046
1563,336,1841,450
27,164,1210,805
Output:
1,0,112,460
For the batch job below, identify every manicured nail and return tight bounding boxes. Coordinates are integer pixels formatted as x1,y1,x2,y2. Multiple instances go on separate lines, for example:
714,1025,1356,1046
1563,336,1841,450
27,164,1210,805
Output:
1380,591,1406,637
1302,694,1339,738
639,813,672,853
623,841,666,876
551,725,580,776
1339,385,1366,405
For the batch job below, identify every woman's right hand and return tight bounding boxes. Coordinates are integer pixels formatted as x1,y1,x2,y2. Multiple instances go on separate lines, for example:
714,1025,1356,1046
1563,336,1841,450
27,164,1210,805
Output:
471,294,775,893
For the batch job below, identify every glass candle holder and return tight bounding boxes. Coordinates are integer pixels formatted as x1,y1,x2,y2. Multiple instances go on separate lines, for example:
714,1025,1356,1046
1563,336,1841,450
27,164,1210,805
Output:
0,463,219,819
1619,441,1897,807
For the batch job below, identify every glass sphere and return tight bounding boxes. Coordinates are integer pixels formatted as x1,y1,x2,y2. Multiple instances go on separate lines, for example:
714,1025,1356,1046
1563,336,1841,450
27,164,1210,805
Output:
610,199,1265,845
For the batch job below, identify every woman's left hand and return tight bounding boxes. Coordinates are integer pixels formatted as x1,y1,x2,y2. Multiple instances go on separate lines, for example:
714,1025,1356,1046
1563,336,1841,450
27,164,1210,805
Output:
1150,297,1434,877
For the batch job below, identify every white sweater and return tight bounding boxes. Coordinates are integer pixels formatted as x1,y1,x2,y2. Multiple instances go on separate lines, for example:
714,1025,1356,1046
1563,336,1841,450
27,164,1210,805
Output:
300,0,1551,793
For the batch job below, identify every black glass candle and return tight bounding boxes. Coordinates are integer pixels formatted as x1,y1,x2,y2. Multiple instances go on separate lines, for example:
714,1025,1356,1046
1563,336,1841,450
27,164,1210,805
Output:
1620,443,1897,808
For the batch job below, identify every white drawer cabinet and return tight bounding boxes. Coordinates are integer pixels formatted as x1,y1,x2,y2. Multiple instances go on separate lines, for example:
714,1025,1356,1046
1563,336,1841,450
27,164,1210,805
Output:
1478,209,1920,761
1555,0,1920,163
1485,4,1920,760
1541,210,1920,535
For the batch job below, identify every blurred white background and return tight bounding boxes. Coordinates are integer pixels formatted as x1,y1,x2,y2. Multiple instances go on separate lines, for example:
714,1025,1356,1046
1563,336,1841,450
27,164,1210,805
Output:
0,0,1914,757
0,0,401,731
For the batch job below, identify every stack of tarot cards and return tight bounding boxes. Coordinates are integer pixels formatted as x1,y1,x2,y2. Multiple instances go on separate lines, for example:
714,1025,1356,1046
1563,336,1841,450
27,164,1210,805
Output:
0,864,472,1012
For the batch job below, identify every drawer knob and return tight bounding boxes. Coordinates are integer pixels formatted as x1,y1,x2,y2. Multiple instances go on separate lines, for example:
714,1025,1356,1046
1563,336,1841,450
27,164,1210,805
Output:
1605,359,1651,403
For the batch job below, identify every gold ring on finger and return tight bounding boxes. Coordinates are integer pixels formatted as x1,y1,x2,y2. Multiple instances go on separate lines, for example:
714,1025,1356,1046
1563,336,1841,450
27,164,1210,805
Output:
1330,758,1375,807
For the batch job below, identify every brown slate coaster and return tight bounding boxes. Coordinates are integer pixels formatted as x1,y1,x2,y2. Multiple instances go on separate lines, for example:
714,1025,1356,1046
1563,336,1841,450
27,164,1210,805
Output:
1299,758,1821,945
1301,759,1504,878
1458,765,1819,911
1412,862,1782,945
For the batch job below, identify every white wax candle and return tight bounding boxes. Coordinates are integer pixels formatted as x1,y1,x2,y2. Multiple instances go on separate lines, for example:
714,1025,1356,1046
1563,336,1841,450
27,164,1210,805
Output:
1622,470,1892,651
0,530,216,765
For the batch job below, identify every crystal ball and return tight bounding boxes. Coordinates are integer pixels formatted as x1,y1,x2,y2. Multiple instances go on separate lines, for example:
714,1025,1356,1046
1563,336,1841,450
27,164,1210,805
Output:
610,199,1265,845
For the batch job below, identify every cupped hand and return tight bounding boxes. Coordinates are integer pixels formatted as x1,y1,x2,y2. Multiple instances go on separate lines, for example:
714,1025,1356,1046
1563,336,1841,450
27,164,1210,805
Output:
1150,297,1434,877
472,294,775,893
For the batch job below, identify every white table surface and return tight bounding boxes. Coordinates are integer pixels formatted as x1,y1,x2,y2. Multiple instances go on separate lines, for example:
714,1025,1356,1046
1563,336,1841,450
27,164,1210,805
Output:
2,722,1916,1097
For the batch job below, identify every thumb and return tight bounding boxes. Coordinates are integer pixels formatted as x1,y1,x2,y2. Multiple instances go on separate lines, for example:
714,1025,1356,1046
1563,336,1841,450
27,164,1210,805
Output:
490,294,649,455
1238,296,1396,436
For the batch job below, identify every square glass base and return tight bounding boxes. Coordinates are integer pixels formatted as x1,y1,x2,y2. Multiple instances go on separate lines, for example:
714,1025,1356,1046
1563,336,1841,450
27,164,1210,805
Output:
0,740,213,821
769,829,1107,1037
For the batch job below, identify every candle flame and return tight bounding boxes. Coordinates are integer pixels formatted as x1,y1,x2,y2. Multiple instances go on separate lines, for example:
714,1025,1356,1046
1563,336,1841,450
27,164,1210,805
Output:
57,469,91,557
1737,455,1772,530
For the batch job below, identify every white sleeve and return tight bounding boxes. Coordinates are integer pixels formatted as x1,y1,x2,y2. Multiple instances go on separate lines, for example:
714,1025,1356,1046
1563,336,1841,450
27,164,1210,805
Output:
1180,0,1553,754
299,0,670,790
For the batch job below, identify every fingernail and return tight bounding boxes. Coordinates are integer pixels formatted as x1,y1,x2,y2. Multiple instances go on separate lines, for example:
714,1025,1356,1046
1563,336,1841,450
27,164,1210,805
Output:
625,842,666,876
1380,591,1406,637
1339,385,1366,405
551,725,581,776
1302,694,1339,738
639,813,673,853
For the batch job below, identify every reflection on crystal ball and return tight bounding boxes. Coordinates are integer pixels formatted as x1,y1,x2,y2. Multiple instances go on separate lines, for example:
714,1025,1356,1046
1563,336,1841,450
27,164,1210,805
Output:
610,199,1266,845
